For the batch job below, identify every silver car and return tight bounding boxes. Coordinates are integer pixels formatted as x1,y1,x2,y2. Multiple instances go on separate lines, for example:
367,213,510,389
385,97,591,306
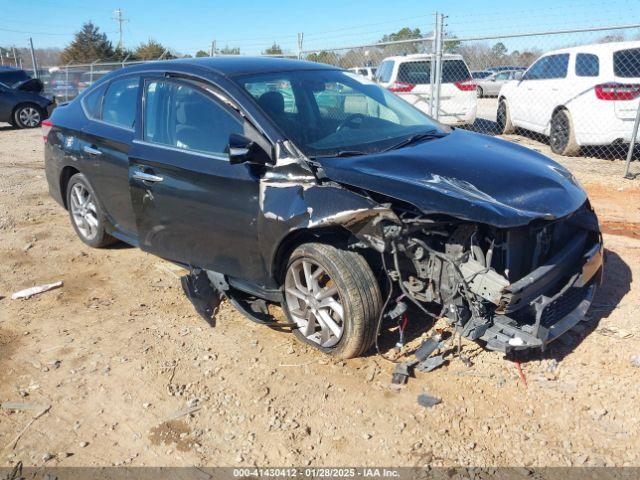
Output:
475,70,522,98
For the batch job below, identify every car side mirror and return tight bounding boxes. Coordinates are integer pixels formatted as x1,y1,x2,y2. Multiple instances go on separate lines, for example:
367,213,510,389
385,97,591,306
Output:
228,133,272,165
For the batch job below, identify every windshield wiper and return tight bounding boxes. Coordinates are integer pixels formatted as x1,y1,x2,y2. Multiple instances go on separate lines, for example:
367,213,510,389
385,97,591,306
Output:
312,150,367,159
383,130,446,152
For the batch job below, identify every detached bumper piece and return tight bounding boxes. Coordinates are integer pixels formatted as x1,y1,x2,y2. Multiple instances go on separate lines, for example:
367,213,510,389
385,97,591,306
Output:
480,240,603,353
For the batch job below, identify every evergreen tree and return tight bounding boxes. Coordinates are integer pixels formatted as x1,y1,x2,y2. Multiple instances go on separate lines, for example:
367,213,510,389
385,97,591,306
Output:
61,22,115,64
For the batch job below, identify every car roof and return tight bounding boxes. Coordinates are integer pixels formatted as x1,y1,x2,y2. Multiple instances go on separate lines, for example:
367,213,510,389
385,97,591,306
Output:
382,53,464,62
0,66,24,72
544,39,640,56
117,56,339,78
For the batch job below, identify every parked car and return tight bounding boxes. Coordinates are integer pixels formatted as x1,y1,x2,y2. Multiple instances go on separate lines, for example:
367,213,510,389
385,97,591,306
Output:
375,54,477,125
49,70,83,100
471,70,493,80
77,70,112,93
498,40,640,155
475,69,522,98
0,66,31,86
0,78,55,128
348,67,377,80
44,57,602,359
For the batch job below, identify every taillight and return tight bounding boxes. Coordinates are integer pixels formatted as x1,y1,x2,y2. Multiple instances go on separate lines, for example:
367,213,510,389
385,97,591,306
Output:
388,82,415,92
42,120,53,142
595,83,640,101
455,80,476,91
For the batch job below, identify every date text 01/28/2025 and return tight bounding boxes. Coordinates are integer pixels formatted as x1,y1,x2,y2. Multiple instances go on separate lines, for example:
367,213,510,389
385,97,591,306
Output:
232,468,401,478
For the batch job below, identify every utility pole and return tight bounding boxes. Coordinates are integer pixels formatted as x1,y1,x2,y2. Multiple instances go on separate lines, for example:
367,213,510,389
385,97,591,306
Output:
29,38,39,78
113,8,128,51
297,33,304,60
210,40,216,57
12,46,18,68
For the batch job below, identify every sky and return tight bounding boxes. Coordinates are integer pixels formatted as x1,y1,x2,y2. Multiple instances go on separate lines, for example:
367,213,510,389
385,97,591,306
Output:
2,0,640,57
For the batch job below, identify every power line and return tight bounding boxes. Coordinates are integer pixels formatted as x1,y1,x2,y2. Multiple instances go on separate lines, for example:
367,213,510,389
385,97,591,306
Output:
112,8,129,51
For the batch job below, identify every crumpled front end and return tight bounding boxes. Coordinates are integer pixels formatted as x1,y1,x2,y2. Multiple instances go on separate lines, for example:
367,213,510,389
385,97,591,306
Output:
379,201,603,353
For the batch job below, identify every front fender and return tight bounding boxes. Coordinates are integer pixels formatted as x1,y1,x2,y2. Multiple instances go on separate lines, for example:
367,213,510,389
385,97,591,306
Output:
258,167,400,287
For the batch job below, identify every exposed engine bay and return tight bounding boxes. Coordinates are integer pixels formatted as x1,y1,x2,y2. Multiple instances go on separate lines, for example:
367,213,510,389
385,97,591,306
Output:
378,201,603,353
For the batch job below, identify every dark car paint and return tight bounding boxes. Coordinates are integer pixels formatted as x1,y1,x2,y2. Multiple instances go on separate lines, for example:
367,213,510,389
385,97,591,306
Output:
314,129,587,228
45,57,590,295
0,79,54,123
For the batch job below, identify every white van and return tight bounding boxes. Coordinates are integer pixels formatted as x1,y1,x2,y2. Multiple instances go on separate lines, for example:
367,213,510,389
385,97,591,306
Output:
375,54,477,125
498,40,640,155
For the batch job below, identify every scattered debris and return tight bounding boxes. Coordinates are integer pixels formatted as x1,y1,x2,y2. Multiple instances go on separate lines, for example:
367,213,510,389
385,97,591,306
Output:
597,326,633,339
631,355,640,368
415,355,446,373
11,281,63,300
515,361,528,389
79,441,89,448
390,362,411,385
3,404,50,451
417,394,442,408
168,405,202,420
1,402,50,412
42,452,54,462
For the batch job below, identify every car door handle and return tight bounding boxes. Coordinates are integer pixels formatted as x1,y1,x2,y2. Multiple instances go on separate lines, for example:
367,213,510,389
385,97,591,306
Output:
83,145,102,156
133,170,164,183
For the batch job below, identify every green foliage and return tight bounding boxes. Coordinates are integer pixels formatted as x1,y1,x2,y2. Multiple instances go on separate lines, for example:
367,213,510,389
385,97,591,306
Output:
219,45,240,55
379,27,422,43
60,22,115,64
195,50,209,57
491,42,508,58
134,39,174,60
263,43,283,55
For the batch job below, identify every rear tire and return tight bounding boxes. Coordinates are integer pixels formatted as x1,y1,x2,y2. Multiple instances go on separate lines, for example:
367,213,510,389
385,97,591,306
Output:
476,86,483,98
496,99,515,134
66,173,116,248
13,104,43,129
550,109,580,156
282,243,382,359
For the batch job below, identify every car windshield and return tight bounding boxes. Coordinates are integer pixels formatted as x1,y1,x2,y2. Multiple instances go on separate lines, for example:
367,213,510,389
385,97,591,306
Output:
236,69,444,158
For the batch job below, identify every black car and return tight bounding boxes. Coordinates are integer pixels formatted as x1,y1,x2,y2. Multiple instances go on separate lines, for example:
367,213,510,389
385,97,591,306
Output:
44,57,603,359
0,74,55,128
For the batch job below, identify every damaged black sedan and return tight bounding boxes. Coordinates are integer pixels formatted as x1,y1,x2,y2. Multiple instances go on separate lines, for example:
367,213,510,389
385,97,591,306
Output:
44,57,603,359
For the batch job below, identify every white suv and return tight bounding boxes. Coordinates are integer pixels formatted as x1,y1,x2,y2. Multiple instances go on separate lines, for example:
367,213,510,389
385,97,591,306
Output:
498,40,640,155
348,67,377,80
375,54,477,126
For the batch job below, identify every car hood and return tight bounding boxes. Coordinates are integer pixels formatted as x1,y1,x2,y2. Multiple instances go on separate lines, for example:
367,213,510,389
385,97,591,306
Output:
314,129,587,228
14,78,44,93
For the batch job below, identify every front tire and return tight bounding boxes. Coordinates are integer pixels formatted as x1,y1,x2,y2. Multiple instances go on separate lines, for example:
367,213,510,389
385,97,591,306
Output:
550,109,580,156
476,86,483,98
496,99,515,134
66,173,116,248
13,104,43,128
282,243,382,359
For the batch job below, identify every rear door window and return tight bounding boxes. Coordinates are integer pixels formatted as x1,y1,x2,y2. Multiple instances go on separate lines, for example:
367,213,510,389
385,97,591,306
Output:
102,76,139,129
614,48,640,77
523,54,569,80
442,60,472,83
575,53,599,77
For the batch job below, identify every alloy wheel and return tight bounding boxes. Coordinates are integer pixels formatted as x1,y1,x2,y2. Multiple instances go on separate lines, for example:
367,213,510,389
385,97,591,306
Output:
69,183,99,240
284,258,345,348
18,107,41,127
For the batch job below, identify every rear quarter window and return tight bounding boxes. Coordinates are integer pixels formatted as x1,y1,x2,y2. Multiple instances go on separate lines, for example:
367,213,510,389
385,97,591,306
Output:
575,53,599,77
376,61,394,83
82,83,107,119
614,48,640,78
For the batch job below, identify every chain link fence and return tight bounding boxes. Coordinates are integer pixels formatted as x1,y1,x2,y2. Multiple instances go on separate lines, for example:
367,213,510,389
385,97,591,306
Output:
301,21,640,181
38,19,640,180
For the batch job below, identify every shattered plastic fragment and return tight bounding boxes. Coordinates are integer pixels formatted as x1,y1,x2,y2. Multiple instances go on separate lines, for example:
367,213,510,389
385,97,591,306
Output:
417,394,442,408
415,355,446,373
11,281,63,300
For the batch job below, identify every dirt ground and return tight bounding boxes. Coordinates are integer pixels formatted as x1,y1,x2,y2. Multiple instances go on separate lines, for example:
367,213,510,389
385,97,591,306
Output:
0,125,639,468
